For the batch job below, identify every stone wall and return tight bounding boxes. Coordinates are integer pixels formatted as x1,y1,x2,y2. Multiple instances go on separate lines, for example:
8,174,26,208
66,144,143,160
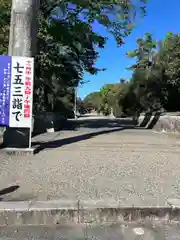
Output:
0,112,68,138
33,112,67,136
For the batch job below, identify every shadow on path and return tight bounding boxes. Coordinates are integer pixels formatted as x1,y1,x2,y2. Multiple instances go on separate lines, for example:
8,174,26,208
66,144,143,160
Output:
34,127,126,154
0,185,20,201
72,118,136,129
139,112,161,129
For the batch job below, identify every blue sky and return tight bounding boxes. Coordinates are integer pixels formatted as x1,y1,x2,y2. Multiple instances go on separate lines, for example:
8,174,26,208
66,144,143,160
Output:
78,0,180,99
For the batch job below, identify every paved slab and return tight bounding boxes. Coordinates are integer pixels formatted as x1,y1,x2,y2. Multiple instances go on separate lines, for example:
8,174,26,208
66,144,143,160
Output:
0,223,179,240
0,127,180,205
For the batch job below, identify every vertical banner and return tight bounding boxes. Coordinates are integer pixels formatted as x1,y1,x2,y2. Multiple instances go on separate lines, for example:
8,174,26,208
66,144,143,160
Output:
9,57,34,128
0,56,34,128
0,56,11,126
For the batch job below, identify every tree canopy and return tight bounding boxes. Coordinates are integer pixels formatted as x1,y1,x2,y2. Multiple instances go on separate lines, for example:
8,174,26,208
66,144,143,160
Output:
83,32,180,117
0,0,10,54
0,0,147,116
3,0,180,118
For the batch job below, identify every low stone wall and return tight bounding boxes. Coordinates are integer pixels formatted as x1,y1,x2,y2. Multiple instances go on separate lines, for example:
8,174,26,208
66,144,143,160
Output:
33,112,67,136
138,113,180,132
0,112,68,139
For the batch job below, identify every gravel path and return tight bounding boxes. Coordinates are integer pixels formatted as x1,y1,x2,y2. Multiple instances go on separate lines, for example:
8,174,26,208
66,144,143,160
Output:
0,127,180,206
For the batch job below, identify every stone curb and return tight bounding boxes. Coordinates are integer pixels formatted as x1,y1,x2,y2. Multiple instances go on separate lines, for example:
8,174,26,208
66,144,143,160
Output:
2,147,36,156
0,199,180,225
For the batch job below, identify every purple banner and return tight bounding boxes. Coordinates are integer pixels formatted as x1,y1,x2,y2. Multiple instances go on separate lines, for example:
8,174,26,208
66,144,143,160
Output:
0,56,11,126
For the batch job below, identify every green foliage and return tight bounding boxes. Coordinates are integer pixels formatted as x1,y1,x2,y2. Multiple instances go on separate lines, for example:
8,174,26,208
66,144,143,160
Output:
83,82,128,116
123,32,180,114
76,97,86,114
84,32,180,116
42,0,147,45
37,0,148,113
0,0,148,115
83,92,102,112
99,84,121,115
0,0,10,54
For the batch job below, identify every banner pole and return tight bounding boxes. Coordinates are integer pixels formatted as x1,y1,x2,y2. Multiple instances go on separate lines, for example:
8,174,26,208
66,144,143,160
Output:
28,57,34,149
28,125,32,149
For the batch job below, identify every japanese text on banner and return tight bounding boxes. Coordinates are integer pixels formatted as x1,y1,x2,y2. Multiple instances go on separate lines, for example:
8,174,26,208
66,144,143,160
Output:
0,62,11,125
12,61,24,122
24,60,32,119
9,57,34,128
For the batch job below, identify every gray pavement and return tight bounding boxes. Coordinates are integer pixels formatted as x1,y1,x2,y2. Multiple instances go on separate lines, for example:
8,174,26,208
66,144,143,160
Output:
0,125,180,206
0,223,179,239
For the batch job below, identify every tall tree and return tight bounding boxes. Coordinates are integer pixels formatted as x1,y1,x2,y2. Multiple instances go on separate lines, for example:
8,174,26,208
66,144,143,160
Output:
124,32,180,113
0,0,148,114
126,33,164,112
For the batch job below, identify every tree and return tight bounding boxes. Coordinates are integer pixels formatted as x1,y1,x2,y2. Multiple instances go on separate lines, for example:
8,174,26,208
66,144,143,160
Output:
0,0,10,54
123,32,180,114
0,0,148,115
42,0,147,45
99,84,122,115
83,83,128,116
36,0,147,113
83,92,102,112
76,97,86,114
125,33,164,113
83,32,180,116
157,33,180,110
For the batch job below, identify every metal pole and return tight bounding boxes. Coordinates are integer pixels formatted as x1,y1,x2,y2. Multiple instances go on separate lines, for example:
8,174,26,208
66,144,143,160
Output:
28,59,35,149
74,87,77,119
